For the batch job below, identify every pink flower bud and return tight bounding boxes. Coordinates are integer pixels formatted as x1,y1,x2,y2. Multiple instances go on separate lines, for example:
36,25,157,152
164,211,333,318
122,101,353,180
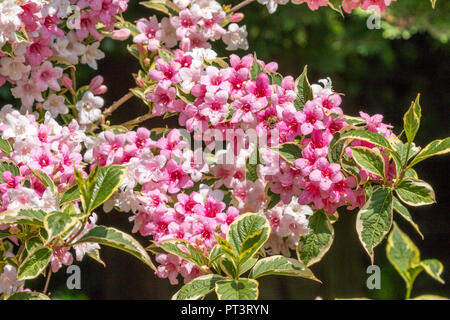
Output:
62,75,72,88
229,13,244,23
89,75,107,95
265,62,278,72
89,75,104,90
111,28,131,41
136,77,146,88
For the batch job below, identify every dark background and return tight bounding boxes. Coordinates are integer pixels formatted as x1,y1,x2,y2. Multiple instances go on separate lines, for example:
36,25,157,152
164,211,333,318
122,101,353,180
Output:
2,1,449,299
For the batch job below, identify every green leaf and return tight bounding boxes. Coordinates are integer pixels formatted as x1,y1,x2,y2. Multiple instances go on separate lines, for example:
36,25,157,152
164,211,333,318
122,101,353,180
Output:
87,249,106,267
215,236,238,261
0,160,20,182
7,292,51,300
238,257,258,276
250,53,264,81
140,1,169,14
78,165,127,214
391,139,420,173
25,237,44,254
245,146,260,182
17,247,52,280
219,255,237,278
403,94,421,143
172,274,225,300
0,208,46,227
215,279,259,300
420,259,445,284
351,146,386,179
297,211,334,267
266,188,281,210
74,226,155,270
0,138,12,156
293,65,314,110
393,197,423,239
226,213,270,266
249,255,318,281
158,48,175,61
43,211,79,242
60,185,81,206
408,137,450,168
395,178,436,206
157,239,207,269
356,187,393,263
239,229,264,264
386,223,421,288
339,130,399,160
272,142,303,164
30,169,55,193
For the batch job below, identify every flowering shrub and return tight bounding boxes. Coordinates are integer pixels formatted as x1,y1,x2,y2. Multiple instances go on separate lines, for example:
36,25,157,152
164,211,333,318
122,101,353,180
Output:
0,0,448,300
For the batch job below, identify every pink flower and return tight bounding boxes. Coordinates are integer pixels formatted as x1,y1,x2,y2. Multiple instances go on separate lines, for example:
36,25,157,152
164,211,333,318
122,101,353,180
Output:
164,159,193,194
309,157,343,191
26,37,53,66
230,94,263,124
148,58,181,84
32,61,63,91
199,90,229,125
133,16,161,51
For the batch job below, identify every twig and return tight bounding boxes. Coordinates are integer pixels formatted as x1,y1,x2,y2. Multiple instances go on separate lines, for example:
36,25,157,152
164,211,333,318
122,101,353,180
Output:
121,113,154,127
43,268,52,295
229,0,255,13
103,91,134,118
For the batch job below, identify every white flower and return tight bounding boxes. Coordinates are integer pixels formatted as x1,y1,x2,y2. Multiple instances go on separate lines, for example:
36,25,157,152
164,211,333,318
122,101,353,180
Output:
2,113,38,140
6,188,42,210
193,184,224,204
11,136,38,164
312,78,334,97
160,17,178,49
173,0,191,8
81,42,105,70
222,24,248,51
52,31,87,65
75,91,103,125
0,55,30,81
182,148,209,182
42,0,73,18
43,94,69,118
0,0,23,46
257,0,289,14
179,58,203,91
0,265,24,295
39,188,60,212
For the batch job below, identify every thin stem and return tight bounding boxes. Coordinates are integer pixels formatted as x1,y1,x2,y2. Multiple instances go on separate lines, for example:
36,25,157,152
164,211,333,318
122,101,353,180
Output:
229,0,255,13
43,268,52,295
70,68,77,92
405,284,412,300
121,113,154,127
103,91,134,118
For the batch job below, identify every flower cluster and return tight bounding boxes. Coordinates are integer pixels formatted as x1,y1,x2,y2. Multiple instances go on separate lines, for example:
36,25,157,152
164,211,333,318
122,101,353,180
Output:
85,127,241,284
139,48,397,218
0,0,128,117
257,0,397,14
131,0,248,52
0,106,99,275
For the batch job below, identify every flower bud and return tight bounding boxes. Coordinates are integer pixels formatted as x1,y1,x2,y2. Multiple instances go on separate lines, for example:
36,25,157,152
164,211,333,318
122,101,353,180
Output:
111,28,131,41
62,74,72,88
229,13,244,23
89,75,107,95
